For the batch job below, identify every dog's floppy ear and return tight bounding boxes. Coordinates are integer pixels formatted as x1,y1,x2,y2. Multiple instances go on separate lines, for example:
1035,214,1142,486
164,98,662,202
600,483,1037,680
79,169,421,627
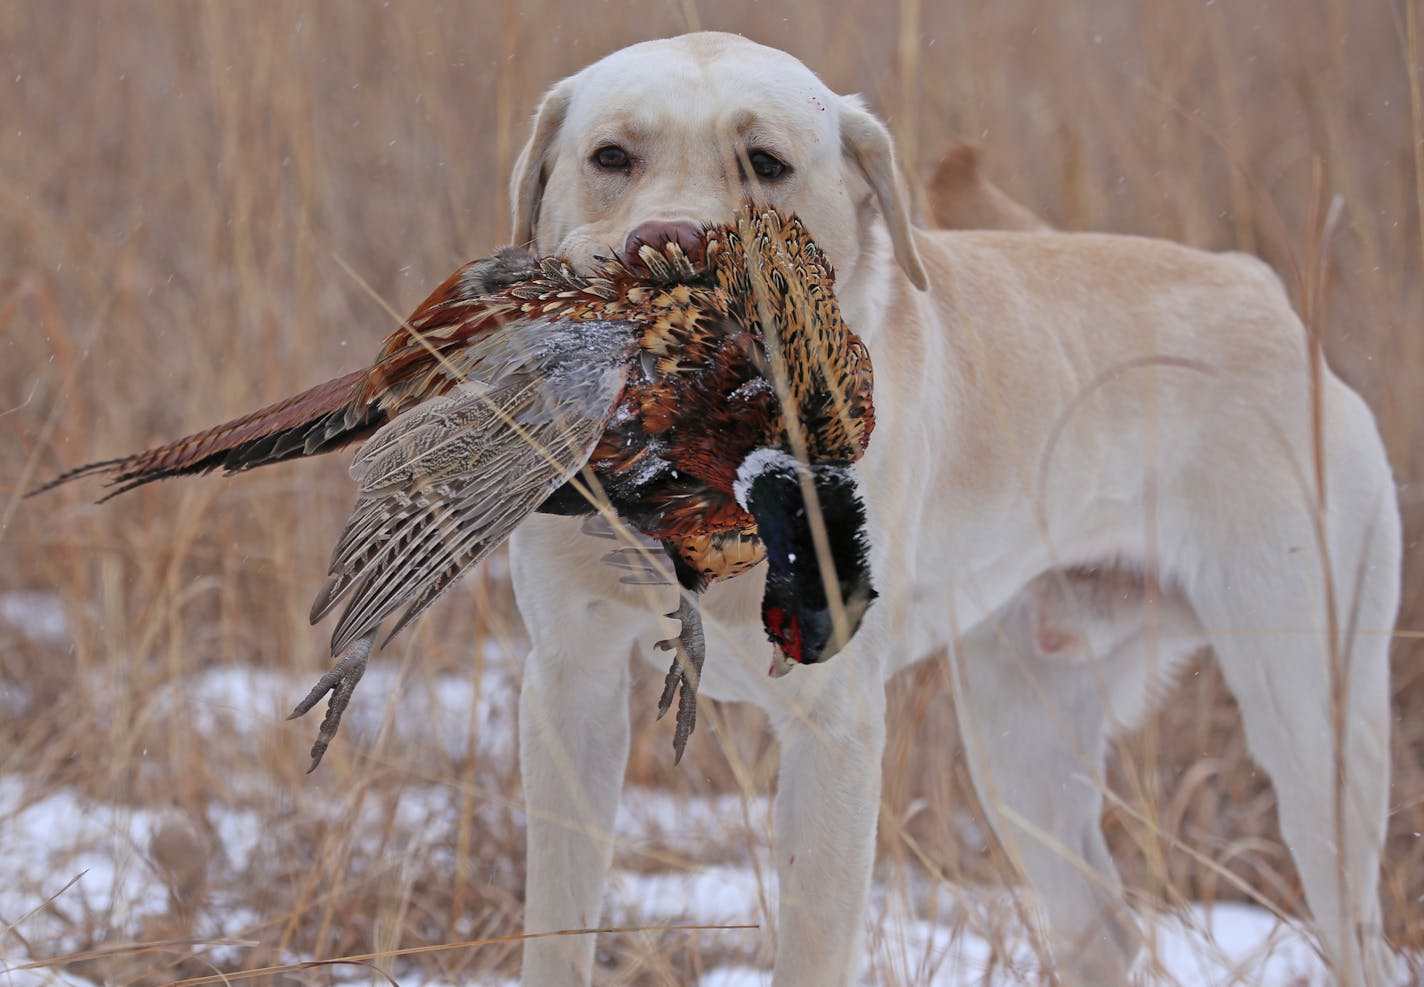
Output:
839,96,929,291
510,80,573,249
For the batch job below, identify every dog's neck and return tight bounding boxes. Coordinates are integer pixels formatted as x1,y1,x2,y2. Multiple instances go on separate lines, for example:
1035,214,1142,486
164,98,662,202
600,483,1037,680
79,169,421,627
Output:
835,219,906,350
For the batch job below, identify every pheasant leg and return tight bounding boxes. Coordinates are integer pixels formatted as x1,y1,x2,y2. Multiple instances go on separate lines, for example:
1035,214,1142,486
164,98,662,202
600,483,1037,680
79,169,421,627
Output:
288,632,375,773
654,594,706,764
602,545,674,586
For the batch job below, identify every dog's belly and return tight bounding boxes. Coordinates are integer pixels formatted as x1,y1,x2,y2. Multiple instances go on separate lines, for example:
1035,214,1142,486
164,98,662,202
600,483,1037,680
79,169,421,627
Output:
517,491,1158,713
635,552,956,708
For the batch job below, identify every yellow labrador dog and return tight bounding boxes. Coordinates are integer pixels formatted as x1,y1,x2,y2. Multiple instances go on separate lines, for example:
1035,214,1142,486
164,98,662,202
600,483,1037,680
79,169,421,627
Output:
507,32,1399,987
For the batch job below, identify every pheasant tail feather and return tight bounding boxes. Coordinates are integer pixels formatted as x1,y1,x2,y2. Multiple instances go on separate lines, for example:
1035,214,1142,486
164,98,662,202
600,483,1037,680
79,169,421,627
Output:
29,369,381,500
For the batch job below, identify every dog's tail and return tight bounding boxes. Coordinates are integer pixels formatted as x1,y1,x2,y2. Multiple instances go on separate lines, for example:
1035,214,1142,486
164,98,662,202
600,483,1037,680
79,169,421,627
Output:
29,369,386,501
927,141,1053,233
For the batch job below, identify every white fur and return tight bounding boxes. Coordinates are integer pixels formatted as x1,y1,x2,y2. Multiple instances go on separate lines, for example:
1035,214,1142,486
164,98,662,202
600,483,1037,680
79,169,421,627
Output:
506,32,1400,987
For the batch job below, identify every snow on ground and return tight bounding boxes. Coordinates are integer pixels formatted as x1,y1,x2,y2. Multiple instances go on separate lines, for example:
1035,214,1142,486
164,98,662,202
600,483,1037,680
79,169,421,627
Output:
0,591,68,717
0,591,70,646
164,649,520,766
606,789,1378,985
0,767,1366,986
0,591,519,768
0,590,1400,985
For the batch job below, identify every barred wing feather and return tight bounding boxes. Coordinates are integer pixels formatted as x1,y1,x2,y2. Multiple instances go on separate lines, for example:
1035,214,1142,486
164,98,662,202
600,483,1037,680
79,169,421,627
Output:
311,318,637,656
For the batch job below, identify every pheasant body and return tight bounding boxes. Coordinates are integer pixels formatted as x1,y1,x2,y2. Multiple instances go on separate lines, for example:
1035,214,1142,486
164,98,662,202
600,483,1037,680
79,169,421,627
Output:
34,204,879,763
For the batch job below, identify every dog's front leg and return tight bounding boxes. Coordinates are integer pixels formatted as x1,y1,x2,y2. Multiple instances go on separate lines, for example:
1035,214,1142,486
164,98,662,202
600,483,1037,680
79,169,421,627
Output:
768,655,888,987
512,520,645,987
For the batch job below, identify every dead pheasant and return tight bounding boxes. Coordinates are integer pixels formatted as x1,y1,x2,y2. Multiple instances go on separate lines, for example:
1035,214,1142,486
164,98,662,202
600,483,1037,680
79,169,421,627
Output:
32,203,878,764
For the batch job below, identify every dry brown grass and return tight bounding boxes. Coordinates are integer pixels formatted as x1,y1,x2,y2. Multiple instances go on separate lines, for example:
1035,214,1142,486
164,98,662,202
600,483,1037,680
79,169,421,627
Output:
3,1,1422,984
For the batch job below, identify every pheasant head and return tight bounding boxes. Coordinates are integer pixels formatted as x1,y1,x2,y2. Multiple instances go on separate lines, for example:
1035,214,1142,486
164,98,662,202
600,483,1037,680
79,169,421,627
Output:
733,449,876,675
712,205,879,673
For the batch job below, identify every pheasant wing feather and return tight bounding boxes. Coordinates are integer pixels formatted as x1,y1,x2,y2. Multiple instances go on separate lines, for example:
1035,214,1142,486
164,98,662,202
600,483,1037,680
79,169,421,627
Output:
312,318,637,655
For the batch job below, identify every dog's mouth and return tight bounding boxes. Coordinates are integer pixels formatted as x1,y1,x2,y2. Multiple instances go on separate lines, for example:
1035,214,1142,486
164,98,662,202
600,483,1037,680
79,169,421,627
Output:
614,219,709,274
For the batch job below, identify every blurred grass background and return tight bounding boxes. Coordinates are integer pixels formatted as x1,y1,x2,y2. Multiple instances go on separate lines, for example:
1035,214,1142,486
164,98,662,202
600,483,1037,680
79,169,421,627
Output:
3,1,1422,983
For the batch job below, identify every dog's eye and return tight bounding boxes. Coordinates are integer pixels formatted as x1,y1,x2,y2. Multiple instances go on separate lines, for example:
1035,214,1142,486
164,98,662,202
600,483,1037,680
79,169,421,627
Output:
592,145,631,171
747,150,789,180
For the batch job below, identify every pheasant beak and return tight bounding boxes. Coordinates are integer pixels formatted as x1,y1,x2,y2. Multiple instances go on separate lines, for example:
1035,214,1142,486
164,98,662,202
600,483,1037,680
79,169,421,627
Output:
769,649,798,678
764,586,874,677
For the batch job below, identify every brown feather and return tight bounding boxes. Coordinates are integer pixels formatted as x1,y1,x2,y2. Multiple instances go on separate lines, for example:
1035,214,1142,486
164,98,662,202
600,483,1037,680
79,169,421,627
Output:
28,369,377,500
35,207,872,589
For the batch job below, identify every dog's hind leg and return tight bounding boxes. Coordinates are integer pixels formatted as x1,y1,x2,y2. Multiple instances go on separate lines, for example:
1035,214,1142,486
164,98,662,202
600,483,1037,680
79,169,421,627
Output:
1181,404,1399,987
948,583,1163,986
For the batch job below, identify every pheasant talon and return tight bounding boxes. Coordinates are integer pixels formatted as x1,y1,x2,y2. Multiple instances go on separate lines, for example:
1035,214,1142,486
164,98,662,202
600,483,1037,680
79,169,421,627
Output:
620,574,674,586
288,633,375,773
672,672,698,765
601,547,665,570
580,515,618,540
602,545,671,585
652,595,706,763
656,660,681,720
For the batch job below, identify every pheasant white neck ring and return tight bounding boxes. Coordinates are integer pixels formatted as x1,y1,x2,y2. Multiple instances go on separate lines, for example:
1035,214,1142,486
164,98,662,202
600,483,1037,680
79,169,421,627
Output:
734,448,876,675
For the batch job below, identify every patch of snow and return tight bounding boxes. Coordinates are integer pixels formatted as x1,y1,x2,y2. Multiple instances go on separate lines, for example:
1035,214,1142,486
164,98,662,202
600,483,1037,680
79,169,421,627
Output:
146,656,518,766
603,853,1383,986
209,805,266,872
0,777,167,953
867,890,1042,985
0,591,70,644
0,769,519,982
0,765,1410,987
2,658,1414,987
948,809,987,855
160,664,290,748
610,864,772,925
1145,902,1330,986
616,787,772,846
607,399,637,426
322,659,518,765
699,966,771,987
612,448,673,488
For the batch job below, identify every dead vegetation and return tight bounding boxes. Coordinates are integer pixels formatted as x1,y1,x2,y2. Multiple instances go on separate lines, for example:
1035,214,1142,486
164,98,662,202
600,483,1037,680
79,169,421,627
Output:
3,1,1422,983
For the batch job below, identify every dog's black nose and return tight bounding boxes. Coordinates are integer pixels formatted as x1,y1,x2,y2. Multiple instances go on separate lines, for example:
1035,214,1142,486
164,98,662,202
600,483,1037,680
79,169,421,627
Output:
618,219,706,271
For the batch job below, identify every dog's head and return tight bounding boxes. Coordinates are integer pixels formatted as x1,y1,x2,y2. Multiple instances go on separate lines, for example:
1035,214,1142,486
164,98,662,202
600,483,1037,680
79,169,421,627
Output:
508,32,927,330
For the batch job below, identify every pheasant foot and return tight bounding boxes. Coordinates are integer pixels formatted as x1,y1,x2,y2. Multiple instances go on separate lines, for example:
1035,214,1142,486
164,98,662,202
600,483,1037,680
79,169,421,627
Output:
288,632,375,773
655,594,706,764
